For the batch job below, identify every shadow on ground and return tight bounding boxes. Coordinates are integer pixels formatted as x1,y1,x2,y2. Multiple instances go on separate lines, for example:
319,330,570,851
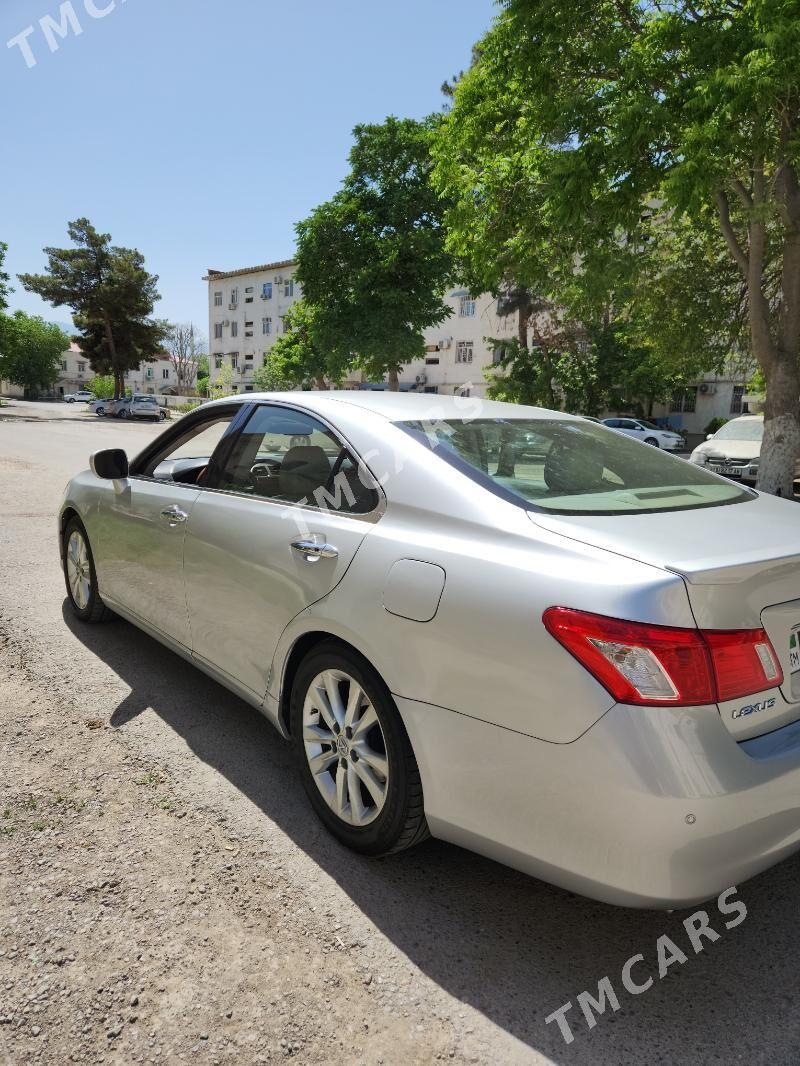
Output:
64,604,800,1064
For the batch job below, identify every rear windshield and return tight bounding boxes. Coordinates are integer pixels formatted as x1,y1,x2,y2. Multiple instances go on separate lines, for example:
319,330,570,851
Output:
397,417,754,515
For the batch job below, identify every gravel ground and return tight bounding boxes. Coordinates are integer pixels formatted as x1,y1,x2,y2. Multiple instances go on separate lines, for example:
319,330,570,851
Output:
2,398,800,1066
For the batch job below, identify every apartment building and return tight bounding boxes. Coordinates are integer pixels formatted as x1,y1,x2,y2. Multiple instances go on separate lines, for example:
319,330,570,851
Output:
205,260,301,392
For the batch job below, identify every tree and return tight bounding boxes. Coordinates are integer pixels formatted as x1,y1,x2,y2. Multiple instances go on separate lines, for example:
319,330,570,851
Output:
0,312,68,396
165,322,204,394
296,116,454,390
261,301,336,390
434,1,800,494
19,219,166,400
196,355,209,397
0,242,10,311
88,374,116,399
251,358,292,392
209,363,233,400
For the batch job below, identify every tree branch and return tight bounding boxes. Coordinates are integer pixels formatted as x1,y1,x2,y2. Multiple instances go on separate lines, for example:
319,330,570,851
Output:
715,189,749,276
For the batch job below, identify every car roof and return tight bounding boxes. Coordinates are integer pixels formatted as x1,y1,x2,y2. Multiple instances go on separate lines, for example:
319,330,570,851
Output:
205,390,574,422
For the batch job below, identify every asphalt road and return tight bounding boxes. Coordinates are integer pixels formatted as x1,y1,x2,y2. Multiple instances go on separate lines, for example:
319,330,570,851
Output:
1,398,799,1065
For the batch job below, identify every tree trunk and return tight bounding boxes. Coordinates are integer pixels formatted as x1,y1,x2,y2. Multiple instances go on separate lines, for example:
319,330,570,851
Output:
758,355,800,496
518,307,530,349
388,367,399,392
314,376,327,390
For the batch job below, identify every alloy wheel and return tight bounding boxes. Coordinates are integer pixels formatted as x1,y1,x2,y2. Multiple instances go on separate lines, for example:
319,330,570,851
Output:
302,669,389,827
66,529,91,610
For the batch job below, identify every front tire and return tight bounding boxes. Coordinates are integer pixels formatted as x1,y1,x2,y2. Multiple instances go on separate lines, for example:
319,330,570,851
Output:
644,437,660,447
290,642,428,856
95,406,105,417
63,518,113,623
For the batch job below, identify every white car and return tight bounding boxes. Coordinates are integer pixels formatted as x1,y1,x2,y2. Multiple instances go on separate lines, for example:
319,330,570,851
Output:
89,398,110,417
58,392,800,908
602,417,684,450
689,414,800,490
64,390,95,404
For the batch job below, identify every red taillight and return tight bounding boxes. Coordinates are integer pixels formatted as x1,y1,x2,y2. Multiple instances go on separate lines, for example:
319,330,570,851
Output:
543,607,783,708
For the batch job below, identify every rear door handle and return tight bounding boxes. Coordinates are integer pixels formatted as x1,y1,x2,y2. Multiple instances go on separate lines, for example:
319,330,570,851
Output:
291,538,338,561
161,505,188,524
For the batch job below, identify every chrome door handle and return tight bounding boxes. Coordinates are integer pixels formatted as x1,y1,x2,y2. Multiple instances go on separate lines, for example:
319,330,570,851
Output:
291,538,338,561
161,505,188,524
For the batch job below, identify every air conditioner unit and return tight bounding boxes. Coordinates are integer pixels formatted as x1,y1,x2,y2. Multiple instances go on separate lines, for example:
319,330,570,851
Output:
698,383,717,395
440,337,452,349
222,320,230,327
274,276,283,284
415,373,427,385
228,303,237,310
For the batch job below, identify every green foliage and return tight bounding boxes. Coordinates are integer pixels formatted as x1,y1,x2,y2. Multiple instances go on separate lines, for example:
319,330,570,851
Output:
0,312,69,394
209,362,233,400
258,301,333,390
432,0,800,489
0,242,10,311
296,116,454,388
88,374,115,399
19,219,166,398
196,354,209,396
705,416,729,435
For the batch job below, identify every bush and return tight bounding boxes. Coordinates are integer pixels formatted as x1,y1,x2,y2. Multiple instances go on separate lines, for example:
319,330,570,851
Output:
704,417,729,435
173,400,203,414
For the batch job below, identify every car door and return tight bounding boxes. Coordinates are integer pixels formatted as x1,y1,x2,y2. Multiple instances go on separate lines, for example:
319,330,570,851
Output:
619,419,642,439
94,405,243,647
183,402,382,698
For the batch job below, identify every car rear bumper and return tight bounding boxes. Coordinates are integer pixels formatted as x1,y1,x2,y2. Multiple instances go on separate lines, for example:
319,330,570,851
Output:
397,695,800,908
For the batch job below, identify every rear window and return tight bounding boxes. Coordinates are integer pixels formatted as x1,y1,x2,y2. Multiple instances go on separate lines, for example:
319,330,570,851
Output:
397,417,754,515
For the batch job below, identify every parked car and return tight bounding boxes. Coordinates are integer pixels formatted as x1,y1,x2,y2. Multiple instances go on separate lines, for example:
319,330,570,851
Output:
689,414,800,491
59,393,800,908
111,394,167,421
89,398,110,417
602,417,684,450
63,390,95,403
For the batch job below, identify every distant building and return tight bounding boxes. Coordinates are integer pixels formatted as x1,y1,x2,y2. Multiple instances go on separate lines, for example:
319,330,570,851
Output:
1,341,198,399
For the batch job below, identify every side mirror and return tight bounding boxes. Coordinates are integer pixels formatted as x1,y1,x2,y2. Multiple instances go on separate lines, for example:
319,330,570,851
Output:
90,448,129,480
706,433,714,441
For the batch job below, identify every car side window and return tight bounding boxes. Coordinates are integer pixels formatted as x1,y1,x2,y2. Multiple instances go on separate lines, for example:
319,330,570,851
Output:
605,419,619,428
207,404,379,514
621,420,640,430
139,411,237,486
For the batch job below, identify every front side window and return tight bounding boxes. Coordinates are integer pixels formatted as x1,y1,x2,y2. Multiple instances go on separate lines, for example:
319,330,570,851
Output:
397,418,752,516
209,404,379,513
139,411,238,485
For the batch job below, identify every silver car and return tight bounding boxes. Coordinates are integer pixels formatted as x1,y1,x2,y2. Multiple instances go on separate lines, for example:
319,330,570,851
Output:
58,393,800,907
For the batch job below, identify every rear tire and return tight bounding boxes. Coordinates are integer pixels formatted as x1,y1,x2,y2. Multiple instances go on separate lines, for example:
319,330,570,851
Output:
63,518,114,623
290,641,428,856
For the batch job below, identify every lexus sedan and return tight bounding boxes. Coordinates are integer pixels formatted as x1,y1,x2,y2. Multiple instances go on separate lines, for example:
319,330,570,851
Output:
602,417,684,450
59,392,800,907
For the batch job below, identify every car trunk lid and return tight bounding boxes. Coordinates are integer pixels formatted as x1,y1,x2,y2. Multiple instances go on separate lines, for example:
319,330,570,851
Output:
532,493,800,739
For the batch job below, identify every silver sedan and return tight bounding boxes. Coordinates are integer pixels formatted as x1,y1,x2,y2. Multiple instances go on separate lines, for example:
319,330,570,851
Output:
58,392,800,907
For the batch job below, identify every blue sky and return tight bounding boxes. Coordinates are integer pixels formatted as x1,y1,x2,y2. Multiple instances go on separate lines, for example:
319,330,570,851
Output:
1,0,495,337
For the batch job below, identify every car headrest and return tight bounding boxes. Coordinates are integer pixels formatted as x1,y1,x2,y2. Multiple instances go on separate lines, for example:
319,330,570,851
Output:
543,435,608,495
279,445,331,500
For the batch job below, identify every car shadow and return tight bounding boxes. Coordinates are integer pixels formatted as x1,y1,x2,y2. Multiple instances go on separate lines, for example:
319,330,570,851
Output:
63,603,800,1063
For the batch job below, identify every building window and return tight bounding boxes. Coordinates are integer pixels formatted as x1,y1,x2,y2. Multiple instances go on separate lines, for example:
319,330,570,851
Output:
459,295,476,317
425,356,440,365
214,323,223,339
262,282,272,300
262,317,272,335
492,346,506,365
245,352,253,361
231,321,238,338
162,368,169,380
731,385,745,414
230,288,239,306
280,317,288,333
284,279,294,298
244,385,254,392
455,340,474,364
214,291,222,306
671,387,698,413
60,359,68,371
214,355,223,370
145,367,153,380
77,361,85,373
245,287,254,293
245,296,254,304
231,355,239,369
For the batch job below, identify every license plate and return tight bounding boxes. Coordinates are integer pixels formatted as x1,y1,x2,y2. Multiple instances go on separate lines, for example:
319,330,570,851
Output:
790,629,800,675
